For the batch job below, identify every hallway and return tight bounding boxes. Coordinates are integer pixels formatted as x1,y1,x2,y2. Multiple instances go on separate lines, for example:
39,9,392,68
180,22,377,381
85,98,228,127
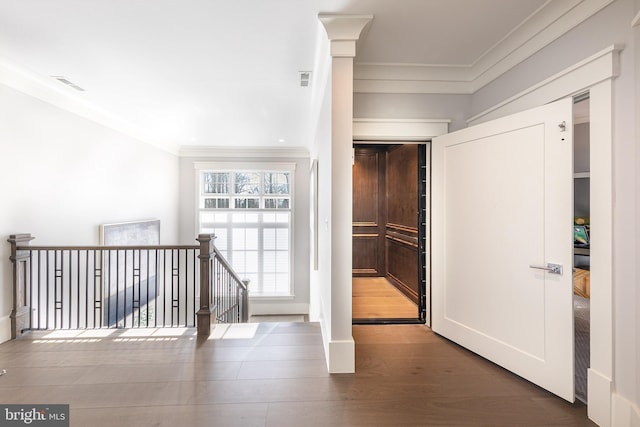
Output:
0,323,594,426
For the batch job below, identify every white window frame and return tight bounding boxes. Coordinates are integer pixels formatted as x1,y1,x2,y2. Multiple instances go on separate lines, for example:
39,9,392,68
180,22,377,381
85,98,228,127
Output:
194,162,296,298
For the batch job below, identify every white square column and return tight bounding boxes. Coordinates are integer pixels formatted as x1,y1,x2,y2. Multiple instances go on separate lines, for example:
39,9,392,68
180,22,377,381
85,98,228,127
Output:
319,14,372,373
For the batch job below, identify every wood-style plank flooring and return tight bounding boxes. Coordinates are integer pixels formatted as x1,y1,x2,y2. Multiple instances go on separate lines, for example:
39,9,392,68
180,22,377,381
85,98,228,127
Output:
353,277,418,319
0,324,595,426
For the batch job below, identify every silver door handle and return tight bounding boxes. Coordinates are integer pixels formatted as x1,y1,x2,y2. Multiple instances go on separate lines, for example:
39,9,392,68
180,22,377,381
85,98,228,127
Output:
529,263,563,275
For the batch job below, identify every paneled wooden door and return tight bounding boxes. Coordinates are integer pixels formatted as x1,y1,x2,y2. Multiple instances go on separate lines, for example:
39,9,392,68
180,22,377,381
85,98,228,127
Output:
352,146,386,276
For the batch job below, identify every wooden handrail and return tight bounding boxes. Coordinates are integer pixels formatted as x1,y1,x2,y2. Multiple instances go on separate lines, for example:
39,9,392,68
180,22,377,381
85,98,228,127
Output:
212,246,248,292
8,233,249,339
18,244,199,251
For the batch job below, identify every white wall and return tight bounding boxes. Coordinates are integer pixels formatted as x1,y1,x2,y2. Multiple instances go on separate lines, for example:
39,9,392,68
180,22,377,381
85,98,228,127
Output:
0,82,180,343
177,154,310,315
309,59,333,327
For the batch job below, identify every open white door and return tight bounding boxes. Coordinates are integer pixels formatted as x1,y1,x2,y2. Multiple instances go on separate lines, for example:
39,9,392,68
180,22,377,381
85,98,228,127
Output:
432,98,574,401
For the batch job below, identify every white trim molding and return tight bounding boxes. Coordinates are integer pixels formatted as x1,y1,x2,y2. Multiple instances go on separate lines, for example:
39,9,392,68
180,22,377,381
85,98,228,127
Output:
354,0,615,95
467,45,621,125
612,392,640,427
193,161,297,171
353,118,449,141
248,302,309,316
589,368,613,427
181,146,309,159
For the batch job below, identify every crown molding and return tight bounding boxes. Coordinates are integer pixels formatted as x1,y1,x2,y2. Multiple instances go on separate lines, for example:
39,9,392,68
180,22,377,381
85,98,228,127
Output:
179,145,310,158
467,44,621,125
354,0,615,95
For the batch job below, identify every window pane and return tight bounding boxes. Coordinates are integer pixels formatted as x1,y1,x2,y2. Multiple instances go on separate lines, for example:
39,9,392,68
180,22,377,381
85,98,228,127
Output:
279,199,290,209
203,172,229,194
213,213,228,223
231,228,259,251
232,230,245,250
213,229,228,249
235,198,259,209
261,274,276,294
204,198,229,209
264,229,276,250
276,251,289,271
264,172,290,195
245,251,258,270
265,198,290,209
276,229,289,250
231,212,259,223
201,212,215,224
232,250,246,270
263,251,276,272
235,173,260,195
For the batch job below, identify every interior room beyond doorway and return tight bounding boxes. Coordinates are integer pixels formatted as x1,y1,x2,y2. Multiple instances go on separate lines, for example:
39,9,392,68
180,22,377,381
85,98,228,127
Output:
352,143,425,323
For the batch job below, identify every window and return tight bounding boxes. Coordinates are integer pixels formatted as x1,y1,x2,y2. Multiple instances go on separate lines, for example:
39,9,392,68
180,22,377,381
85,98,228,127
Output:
197,164,294,297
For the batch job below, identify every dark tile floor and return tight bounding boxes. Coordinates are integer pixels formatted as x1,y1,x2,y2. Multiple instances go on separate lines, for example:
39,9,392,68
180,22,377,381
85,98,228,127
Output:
0,323,595,426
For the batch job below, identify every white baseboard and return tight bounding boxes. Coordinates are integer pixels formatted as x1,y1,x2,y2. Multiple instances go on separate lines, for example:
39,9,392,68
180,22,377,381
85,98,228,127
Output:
0,315,11,344
589,368,613,427
612,392,640,427
326,338,355,373
248,302,309,316
317,313,355,374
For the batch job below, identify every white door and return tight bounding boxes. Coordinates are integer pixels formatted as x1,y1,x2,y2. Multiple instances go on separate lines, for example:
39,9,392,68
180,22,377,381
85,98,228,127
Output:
431,98,574,401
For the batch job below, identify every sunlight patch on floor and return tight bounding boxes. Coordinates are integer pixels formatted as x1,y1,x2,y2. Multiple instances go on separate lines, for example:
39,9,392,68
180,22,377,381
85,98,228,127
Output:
208,323,259,340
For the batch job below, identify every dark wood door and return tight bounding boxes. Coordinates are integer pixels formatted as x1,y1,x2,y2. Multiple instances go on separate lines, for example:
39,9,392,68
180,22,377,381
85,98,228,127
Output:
352,146,386,276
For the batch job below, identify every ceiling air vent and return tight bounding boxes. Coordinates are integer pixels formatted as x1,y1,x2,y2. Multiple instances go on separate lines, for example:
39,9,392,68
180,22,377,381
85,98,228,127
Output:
51,76,85,92
299,71,311,88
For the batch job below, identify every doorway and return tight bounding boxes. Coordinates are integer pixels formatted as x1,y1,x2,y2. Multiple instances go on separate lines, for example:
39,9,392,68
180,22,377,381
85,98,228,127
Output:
573,95,590,404
352,143,427,324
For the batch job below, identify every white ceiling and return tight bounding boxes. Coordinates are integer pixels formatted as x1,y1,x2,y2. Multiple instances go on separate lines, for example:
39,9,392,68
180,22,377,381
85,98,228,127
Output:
0,0,586,153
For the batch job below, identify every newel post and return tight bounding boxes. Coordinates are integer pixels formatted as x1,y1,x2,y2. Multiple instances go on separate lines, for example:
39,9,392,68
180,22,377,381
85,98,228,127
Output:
196,234,216,336
8,234,34,339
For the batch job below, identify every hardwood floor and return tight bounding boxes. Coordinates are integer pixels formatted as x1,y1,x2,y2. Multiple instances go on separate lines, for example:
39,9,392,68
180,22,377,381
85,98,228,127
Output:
0,324,595,426
353,277,418,319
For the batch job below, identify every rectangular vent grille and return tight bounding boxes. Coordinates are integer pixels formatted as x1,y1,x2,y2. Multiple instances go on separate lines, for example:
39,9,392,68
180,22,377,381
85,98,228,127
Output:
299,71,311,88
